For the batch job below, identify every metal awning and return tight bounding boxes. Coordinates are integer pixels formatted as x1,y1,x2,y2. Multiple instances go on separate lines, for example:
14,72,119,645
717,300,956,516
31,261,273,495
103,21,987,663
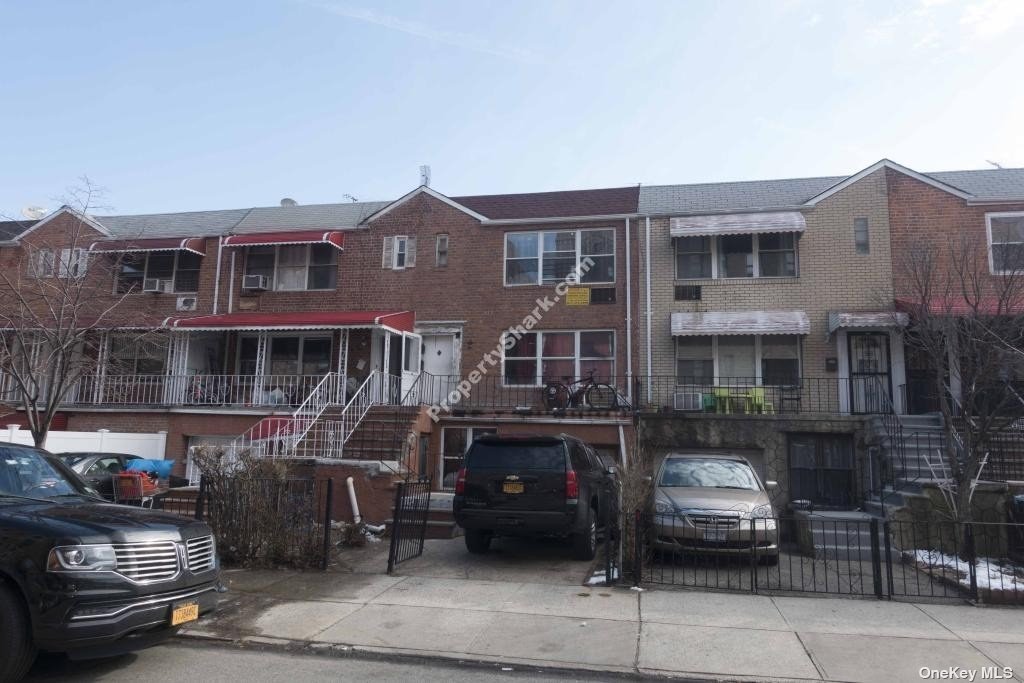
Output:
827,311,908,335
671,311,810,336
89,237,206,256
163,310,414,333
222,230,345,250
670,211,806,238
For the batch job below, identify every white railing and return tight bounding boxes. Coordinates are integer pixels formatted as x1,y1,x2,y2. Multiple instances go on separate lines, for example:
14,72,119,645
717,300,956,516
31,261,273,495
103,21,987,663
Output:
68,374,329,408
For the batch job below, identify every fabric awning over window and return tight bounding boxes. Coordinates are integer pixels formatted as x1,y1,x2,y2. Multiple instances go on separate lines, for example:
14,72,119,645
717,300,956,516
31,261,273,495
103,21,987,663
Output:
827,311,908,334
670,212,806,238
163,310,414,332
222,230,345,250
89,237,206,256
671,311,810,336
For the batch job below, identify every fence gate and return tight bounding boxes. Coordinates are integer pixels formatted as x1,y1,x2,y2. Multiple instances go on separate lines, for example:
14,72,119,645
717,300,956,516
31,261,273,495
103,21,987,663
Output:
387,478,432,574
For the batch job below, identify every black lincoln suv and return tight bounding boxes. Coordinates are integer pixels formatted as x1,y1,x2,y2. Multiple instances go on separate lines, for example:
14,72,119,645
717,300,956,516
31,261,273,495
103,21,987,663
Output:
0,442,221,681
452,434,616,560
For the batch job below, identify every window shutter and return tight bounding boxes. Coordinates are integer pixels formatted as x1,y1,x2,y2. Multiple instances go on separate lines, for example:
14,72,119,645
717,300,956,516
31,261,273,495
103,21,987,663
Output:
74,249,88,278
382,237,394,269
406,237,417,268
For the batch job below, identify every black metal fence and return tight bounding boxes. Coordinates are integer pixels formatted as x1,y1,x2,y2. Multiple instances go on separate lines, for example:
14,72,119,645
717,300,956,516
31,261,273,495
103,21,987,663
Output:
387,478,432,574
195,476,334,569
624,510,1024,605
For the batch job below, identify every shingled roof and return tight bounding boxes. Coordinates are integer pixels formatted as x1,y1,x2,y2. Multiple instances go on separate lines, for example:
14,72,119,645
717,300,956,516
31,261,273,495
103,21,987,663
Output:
452,186,640,220
0,219,38,241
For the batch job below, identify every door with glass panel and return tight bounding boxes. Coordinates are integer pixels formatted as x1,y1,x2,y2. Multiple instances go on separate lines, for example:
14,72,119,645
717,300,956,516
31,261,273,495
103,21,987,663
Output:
237,335,332,405
848,332,891,414
441,427,497,490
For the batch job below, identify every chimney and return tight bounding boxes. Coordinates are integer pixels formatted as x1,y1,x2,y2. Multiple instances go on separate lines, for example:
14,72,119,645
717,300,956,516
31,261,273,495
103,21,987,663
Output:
419,165,431,187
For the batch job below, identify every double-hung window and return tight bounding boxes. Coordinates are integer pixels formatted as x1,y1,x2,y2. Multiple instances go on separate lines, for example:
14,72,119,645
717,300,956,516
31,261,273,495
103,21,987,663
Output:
674,233,797,279
243,244,337,291
30,248,87,279
987,212,1024,275
675,335,801,385
504,228,615,286
502,330,614,386
116,251,200,293
382,235,416,270
109,334,168,375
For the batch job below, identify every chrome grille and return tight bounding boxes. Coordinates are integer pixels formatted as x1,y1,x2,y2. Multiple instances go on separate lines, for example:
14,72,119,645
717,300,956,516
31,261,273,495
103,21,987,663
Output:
186,536,216,573
112,541,179,582
688,514,740,528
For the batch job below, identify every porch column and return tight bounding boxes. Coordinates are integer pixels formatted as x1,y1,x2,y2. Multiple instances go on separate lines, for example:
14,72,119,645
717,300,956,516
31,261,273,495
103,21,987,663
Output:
254,332,269,403
164,332,190,404
337,329,349,402
93,332,109,404
382,332,391,403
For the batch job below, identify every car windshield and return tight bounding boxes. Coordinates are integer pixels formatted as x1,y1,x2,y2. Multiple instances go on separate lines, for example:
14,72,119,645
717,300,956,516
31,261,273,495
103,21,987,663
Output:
0,445,90,500
467,443,566,470
659,458,759,491
58,453,93,466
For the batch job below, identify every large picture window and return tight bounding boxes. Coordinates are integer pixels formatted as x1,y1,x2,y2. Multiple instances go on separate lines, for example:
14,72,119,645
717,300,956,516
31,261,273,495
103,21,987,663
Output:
504,228,615,286
238,335,332,376
674,233,798,280
244,244,337,291
502,330,615,386
674,334,801,385
116,251,200,293
987,212,1024,275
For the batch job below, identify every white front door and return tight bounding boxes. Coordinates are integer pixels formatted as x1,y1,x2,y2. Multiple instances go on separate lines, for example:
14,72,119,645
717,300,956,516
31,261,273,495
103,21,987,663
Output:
400,332,422,401
421,334,458,402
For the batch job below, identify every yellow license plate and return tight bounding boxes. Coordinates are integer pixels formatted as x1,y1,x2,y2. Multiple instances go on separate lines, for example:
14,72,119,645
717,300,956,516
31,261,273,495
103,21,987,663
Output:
502,482,524,494
171,602,199,626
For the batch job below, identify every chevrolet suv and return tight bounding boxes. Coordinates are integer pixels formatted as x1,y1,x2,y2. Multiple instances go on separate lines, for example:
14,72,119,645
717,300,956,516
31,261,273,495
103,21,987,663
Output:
0,443,221,681
452,434,616,560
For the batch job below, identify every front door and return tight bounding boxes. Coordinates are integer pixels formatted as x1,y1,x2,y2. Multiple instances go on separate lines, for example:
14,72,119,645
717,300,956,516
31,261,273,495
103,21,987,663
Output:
421,333,458,403
440,426,497,490
848,332,892,414
400,332,422,401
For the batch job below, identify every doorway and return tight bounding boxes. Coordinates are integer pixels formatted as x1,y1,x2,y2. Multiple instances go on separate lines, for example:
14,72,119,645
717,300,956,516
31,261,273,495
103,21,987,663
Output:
421,333,458,403
848,332,892,414
440,426,497,490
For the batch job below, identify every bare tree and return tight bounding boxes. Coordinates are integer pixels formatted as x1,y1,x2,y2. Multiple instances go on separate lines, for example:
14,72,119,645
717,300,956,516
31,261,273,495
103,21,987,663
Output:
0,180,154,447
896,231,1024,522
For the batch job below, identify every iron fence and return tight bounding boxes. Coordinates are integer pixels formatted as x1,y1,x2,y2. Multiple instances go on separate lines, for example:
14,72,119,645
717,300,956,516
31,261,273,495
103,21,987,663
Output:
69,373,331,408
624,509,1024,605
196,476,333,569
387,478,432,574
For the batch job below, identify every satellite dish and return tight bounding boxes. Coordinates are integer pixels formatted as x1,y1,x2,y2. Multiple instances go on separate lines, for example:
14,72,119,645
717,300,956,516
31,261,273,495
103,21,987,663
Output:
280,198,298,207
21,206,47,220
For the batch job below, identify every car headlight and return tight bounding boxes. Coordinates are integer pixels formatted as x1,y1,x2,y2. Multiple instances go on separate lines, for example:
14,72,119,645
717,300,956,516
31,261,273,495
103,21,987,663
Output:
47,545,117,572
654,501,674,515
749,504,774,519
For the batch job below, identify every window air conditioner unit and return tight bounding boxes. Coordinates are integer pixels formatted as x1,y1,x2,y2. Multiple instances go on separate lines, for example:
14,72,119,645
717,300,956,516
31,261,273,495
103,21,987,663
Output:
143,278,173,293
673,391,703,412
242,274,269,291
176,296,198,312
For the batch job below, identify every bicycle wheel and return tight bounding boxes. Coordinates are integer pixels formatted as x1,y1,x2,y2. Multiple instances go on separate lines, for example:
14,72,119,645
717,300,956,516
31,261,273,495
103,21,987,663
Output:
584,383,617,409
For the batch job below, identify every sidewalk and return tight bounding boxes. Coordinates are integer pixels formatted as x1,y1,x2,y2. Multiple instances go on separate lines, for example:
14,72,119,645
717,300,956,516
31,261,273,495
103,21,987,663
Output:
182,569,1024,682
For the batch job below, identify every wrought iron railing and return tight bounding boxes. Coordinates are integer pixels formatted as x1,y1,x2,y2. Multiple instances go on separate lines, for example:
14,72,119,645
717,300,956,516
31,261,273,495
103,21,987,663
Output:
66,373,330,408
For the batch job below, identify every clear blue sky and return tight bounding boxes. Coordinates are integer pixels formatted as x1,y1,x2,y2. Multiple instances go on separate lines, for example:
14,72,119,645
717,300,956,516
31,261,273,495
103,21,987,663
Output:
2,0,1023,217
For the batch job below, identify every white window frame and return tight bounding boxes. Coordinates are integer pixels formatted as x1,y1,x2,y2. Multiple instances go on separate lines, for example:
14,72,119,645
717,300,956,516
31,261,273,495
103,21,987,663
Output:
243,244,337,291
435,234,449,267
500,329,615,387
235,333,334,375
854,217,870,254
674,234,799,280
986,211,1024,275
31,248,87,280
674,334,802,386
117,250,200,294
503,228,616,287
393,236,408,269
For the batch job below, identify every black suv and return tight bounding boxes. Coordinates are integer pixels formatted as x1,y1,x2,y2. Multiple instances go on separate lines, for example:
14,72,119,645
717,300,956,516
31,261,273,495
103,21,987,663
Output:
452,434,616,560
0,443,221,681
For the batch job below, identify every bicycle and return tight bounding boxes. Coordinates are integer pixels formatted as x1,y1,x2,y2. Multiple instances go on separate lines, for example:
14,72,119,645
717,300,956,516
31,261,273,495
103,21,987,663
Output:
542,369,620,410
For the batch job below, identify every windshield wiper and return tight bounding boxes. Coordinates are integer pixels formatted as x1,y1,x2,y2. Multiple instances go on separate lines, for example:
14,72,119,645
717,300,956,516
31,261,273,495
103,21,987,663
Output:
0,493,54,503
713,485,752,490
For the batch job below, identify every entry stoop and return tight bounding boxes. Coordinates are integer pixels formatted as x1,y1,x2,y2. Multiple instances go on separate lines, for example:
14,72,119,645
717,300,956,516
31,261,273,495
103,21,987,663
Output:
387,492,462,539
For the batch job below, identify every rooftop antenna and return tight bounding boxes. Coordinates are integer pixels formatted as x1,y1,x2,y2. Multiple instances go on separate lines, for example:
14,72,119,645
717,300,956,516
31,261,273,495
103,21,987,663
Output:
342,194,358,202
986,160,1004,169
21,206,47,220
280,198,298,207
419,165,431,187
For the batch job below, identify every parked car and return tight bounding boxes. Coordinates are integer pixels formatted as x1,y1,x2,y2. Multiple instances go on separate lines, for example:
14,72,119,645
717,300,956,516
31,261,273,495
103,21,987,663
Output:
56,452,142,499
0,443,221,682
652,453,779,564
452,434,616,560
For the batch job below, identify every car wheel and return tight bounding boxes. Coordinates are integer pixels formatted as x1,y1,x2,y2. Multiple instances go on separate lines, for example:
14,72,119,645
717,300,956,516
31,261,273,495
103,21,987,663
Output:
573,507,597,560
465,529,492,554
0,582,36,683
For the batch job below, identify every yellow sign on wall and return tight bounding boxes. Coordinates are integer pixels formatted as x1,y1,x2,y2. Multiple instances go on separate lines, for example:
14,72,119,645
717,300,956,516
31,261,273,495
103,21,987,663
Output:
565,288,591,306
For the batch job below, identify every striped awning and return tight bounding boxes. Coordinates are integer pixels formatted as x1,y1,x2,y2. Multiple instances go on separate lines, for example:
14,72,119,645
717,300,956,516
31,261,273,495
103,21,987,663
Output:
222,230,345,250
163,310,414,332
670,211,806,238
827,311,908,334
89,237,206,256
671,311,810,336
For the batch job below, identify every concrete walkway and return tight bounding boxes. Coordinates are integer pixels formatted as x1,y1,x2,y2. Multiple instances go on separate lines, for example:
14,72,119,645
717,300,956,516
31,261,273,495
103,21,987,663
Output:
183,569,1024,682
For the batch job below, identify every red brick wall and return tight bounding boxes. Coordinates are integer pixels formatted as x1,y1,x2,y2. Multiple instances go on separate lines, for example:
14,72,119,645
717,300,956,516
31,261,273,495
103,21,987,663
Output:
886,168,1024,300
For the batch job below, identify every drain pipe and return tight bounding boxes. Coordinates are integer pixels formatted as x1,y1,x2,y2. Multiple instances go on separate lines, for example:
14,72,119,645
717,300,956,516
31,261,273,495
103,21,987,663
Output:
644,216,652,403
227,251,236,314
346,476,362,525
212,236,224,315
625,217,632,400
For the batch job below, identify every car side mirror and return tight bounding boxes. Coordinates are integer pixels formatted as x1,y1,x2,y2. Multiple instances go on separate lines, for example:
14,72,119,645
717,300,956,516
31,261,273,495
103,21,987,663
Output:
605,466,618,477
765,480,779,489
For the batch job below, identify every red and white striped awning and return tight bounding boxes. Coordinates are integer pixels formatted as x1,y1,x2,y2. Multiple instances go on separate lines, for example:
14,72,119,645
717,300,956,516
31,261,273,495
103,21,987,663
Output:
670,212,806,238
222,230,345,250
163,310,414,332
89,237,206,256
671,311,810,336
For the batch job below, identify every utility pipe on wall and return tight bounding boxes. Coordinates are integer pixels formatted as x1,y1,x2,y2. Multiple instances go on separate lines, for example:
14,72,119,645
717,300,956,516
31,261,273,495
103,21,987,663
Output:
227,251,236,314
212,237,224,315
625,217,632,400
346,476,362,525
644,216,652,403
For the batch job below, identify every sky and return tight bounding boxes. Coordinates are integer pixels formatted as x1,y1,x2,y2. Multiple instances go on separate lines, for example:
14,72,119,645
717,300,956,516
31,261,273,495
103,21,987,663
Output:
1,0,1023,217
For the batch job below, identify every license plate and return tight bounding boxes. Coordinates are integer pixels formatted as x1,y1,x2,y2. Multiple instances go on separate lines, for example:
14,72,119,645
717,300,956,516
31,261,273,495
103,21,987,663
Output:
703,529,729,542
170,601,199,626
502,481,524,494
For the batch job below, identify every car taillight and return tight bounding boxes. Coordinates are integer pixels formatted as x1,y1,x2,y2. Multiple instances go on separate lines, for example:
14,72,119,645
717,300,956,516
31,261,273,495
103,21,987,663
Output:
454,468,467,494
565,469,579,500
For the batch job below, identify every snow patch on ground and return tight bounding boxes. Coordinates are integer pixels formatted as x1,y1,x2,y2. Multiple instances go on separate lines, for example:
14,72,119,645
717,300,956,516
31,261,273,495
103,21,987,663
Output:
904,549,1024,593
